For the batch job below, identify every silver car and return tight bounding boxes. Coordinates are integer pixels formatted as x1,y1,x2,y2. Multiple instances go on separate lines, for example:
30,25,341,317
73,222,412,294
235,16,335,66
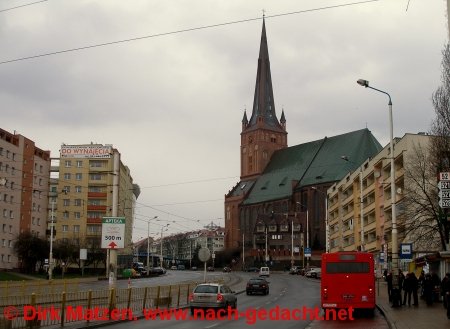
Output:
189,283,237,315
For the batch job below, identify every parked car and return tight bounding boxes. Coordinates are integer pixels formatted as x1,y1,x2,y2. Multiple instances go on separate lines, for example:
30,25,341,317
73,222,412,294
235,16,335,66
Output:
246,267,259,273
189,283,237,315
289,266,301,275
191,266,198,270
171,265,177,270
259,267,270,277
177,264,185,270
207,266,215,272
223,267,231,273
305,267,321,278
246,278,269,295
150,267,166,275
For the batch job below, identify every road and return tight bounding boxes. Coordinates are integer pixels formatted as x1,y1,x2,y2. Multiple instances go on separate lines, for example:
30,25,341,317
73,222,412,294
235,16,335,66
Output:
102,271,388,329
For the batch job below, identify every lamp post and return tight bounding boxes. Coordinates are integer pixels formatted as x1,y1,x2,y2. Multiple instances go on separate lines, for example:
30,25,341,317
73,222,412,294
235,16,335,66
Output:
357,79,399,305
49,200,56,280
296,202,309,268
311,187,329,253
146,216,158,275
160,224,170,267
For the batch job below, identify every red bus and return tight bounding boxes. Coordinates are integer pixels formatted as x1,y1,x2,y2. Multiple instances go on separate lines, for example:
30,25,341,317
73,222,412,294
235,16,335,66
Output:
321,252,375,316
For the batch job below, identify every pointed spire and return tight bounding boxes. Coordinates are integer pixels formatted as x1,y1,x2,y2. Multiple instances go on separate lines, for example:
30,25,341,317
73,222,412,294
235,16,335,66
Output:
247,18,283,131
242,110,248,125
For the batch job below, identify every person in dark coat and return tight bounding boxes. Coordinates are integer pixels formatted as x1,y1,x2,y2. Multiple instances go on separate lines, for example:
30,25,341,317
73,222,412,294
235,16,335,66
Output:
386,271,393,302
402,273,412,306
443,273,450,319
410,272,419,306
423,273,434,306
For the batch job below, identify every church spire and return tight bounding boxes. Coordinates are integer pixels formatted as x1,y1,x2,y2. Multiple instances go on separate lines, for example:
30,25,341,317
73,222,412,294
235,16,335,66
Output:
246,18,284,132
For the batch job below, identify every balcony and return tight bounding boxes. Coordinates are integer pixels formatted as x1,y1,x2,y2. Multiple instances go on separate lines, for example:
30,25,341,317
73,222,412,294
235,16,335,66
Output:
88,192,107,198
87,205,107,211
87,217,102,224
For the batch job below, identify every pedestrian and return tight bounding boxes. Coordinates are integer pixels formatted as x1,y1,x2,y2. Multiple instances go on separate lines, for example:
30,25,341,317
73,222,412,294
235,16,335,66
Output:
442,273,450,319
410,272,419,306
441,273,449,309
403,273,412,306
418,270,425,299
423,273,434,306
386,271,393,302
431,272,441,303
397,270,405,307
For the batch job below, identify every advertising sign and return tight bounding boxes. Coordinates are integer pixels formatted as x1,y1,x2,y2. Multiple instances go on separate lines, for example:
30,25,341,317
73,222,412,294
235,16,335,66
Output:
101,217,125,249
60,144,112,159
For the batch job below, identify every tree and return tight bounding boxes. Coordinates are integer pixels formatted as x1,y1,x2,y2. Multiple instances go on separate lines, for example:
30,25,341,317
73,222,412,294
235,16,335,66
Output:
430,43,450,250
13,232,49,273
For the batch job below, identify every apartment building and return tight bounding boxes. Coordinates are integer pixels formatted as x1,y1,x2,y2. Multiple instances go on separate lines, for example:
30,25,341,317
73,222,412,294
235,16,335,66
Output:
51,144,137,259
328,133,436,271
0,128,50,270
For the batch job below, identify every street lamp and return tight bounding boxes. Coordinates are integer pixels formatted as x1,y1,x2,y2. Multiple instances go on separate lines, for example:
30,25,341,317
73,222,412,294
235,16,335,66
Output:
296,202,309,268
357,79,399,305
146,216,158,274
160,224,170,267
311,186,329,253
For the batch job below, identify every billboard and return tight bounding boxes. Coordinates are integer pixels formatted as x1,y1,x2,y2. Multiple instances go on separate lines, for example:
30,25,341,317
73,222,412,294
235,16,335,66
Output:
60,144,112,159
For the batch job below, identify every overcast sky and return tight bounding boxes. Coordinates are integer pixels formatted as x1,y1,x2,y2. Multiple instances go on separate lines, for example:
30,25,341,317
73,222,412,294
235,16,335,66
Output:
1,0,448,241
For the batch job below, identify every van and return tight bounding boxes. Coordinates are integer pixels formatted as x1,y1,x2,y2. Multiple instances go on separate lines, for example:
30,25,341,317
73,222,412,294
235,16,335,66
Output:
259,267,270,277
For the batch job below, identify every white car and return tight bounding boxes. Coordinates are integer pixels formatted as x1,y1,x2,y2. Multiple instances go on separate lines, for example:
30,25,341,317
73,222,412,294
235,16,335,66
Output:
259,267,270,277
305,267,321,278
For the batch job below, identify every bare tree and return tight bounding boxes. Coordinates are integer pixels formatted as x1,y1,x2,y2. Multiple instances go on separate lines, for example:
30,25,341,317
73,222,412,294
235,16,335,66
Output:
403,143,446,251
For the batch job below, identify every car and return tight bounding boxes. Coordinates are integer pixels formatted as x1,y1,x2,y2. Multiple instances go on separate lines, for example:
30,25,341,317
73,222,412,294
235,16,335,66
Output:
177,264,185,270
305,267,321,278
246,278,269,295
150,267,166,275
191,266,198,270
246,267,259,273
289,266,301,275
223,267,231,273
259,267,270,277
171,265,177,270
189,283,237,315
207,266,215,272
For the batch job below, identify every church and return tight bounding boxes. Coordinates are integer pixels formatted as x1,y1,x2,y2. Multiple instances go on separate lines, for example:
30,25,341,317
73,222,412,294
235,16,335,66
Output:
224,19,382,268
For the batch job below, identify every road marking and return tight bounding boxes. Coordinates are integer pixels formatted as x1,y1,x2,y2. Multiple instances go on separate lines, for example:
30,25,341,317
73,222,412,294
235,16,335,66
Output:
205,324,219,329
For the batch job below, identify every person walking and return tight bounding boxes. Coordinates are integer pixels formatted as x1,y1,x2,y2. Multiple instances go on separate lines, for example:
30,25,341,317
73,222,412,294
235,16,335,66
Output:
423,273,434,306
386,271,393,302
403,273,412,306
442,273,450,319
410,272,419,306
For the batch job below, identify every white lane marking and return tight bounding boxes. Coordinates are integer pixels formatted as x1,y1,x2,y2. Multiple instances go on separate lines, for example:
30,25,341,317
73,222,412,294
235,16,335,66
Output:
205,324,219,329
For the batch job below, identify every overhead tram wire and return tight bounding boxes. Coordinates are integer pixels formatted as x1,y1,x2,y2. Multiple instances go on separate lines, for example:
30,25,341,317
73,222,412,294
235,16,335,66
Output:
0,0,381,65
0,0,50,13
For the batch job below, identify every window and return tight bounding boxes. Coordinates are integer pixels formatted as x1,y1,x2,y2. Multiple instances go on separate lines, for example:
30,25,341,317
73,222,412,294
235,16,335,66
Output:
76,160,83,168
73,225,80,232
37,219,40,226
9,211,13,219
65,160,72,168
74,212,81,219
75,186,82,193
11,167,15,175
75,173,82,180
64,173,71,180
62,225,68,232
3,209,7,218
74,199,82,206
63,199,70,206
89,173,102,181
326,262,370,273
63,211,69,219
64,186,71,193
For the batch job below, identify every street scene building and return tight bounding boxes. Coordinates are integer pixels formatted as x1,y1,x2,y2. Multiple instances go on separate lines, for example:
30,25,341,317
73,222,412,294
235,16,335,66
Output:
0,128,51,270
224,20,382,269
50,144,138,271
328,133,450,276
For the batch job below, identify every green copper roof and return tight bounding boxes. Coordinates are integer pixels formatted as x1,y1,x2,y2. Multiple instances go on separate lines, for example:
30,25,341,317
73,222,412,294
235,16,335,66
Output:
242,128,382,205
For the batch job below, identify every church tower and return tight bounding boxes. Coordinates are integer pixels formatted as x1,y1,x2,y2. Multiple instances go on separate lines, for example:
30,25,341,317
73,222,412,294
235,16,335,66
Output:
240,19,288,180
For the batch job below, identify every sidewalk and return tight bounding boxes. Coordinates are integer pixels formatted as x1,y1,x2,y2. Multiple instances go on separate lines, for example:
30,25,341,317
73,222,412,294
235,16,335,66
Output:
376,280,449,329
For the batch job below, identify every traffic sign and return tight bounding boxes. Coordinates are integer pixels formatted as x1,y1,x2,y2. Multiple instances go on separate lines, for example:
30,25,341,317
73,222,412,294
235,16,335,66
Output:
400,243,412,260
101,217,125,249
304,247,311,257
438,175,450,208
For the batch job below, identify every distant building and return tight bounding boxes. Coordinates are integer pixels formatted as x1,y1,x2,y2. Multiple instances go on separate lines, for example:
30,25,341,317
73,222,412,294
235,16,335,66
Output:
0,128,51,270
224,20,382,268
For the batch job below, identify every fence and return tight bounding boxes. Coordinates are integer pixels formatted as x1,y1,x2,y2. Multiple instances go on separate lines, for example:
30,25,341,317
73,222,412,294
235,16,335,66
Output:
0,279,222,329
0,280,81,298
